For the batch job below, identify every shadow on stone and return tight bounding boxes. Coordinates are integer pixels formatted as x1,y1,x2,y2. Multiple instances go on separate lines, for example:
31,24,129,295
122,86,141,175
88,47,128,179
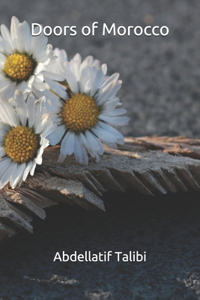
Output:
0,191,200,300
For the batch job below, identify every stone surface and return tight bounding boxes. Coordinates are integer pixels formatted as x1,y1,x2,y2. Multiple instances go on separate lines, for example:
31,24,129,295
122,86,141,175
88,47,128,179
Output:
1,191,200,300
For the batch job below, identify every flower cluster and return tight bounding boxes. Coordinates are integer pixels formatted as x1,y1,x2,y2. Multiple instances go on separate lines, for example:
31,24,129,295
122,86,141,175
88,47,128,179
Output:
0,16,129,189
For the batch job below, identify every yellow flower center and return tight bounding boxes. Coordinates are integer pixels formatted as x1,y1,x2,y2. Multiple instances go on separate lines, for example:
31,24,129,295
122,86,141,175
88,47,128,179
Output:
4,126,39,163
61,93,99,132
4,53,36,82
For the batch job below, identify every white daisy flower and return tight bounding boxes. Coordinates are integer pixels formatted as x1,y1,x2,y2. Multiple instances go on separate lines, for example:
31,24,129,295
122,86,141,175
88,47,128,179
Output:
0,91,54,189
45,48,68,78
0,16,64,100
32,47,68,101
47,53,130,165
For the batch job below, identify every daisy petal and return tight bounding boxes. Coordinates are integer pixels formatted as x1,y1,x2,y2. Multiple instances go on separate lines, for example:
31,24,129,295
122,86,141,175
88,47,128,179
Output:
48,125,66,146
74,135,84,165
61,61,79,93
30,162,37,176
91,124,118,143
14,91,27,126
98,115,130,126
59,131,75,162
10,163,26,189
22,161,33,182
0,161,16,189
1,24,13,51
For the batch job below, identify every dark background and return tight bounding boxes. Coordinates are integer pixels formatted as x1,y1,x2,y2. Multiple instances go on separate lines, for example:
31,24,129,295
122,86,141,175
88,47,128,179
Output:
1,0,200,299
1,192,200,300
